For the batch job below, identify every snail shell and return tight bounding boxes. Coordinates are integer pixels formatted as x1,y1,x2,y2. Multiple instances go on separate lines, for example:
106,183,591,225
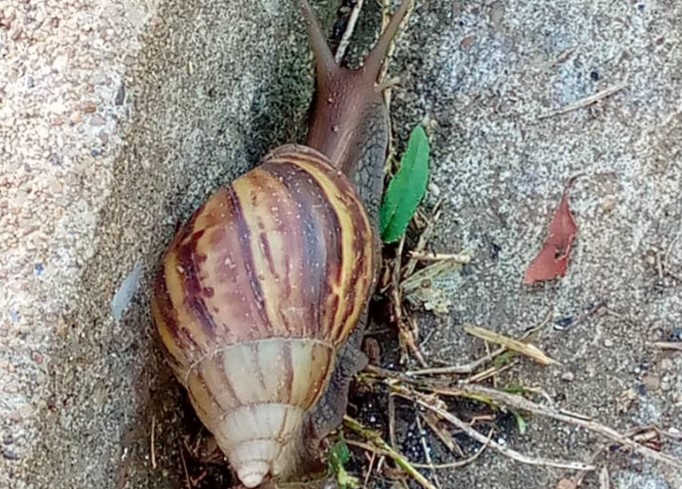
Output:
151,145,377,487
151,0,411,486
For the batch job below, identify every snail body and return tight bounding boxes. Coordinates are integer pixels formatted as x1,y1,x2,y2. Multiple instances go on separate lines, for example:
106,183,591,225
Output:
151,1,411,487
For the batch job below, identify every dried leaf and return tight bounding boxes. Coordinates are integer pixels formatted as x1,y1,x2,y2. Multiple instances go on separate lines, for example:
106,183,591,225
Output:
524,177,579,285
463,324,560,366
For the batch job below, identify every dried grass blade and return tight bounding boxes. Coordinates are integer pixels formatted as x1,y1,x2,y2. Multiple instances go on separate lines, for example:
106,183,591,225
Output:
464,324,559,366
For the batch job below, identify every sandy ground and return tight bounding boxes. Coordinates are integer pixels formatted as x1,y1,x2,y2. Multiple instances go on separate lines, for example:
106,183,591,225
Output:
1,0,681,488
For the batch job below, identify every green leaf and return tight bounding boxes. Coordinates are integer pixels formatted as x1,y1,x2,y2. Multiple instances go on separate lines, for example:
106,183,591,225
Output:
329,438,351,469
379,124,431,243
513,411,527,435
327,436,359,489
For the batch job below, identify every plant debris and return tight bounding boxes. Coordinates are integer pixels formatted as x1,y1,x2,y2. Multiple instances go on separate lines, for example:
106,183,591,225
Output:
524,176,580,285
463,324,559,366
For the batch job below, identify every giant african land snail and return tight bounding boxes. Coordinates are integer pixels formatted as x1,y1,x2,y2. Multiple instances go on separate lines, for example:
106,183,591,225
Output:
150,0,411,487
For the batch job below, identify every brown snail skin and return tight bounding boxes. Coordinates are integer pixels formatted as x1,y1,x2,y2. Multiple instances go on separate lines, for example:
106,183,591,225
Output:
150,0,411,487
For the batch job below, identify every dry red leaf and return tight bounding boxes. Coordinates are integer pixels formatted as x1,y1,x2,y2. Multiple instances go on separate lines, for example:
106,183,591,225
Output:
523,177,579,285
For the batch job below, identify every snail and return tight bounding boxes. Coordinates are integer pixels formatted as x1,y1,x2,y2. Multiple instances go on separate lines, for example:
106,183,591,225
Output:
150,0,411,487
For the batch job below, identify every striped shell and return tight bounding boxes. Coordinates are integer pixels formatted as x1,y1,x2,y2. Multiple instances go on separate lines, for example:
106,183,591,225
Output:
151,144,377,488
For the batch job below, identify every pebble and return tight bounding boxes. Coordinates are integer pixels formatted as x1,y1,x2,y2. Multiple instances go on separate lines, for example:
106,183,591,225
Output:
642,374,660,391
660,358,673,371
52,54,68,71
604,338,614,347
561,371,575,382
89,114,106,126
80,101,97,113
2,447,19,460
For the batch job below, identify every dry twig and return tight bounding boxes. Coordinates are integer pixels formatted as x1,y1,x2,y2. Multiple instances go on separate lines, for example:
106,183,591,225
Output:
178,442,191,489
406,347,507,376
408,251,471,263
464,324,559,366
334,0,364,63
400,390,595,472
453,384,682,469
538,80,628,119
150,416,157,470
651,341,682,351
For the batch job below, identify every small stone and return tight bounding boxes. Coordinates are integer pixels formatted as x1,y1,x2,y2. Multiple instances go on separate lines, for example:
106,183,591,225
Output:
89,115,106,126
604,338,614,347
69,111,82,124
32,351,43,364
49,178,63,194
561,371,575,382
461,35,475,49
52,54,68,71
2,448,19,460
642,374,660,391
661,358,673,371
80,101,97,113
601,196,617,212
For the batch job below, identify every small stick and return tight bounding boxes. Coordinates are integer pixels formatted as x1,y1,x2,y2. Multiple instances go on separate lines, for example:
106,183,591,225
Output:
411,429,493,469
408,251,471,263
550,45,579,67
464,324,559,366
664,226,682,266
421,411,465,457
462,361,517,384
410,394,595,472
406,347,507,375
335,0,364,63
178,442,191,489
456,384,682,469
150,416,157,470
651,341,682,351
416,415,442,489
537,80,628,119
379,0,414,91
389,393,398,449
406,313,552,377
599,466,611,489
344,416,438,489
403,199,444,279
362,450,376,489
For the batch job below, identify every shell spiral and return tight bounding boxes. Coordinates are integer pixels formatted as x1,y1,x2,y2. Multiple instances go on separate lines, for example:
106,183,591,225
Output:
151,144,377,488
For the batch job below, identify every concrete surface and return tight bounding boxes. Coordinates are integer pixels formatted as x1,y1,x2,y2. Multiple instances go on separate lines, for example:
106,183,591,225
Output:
1,0,681,489
1,0,330,487
376,0,682,488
